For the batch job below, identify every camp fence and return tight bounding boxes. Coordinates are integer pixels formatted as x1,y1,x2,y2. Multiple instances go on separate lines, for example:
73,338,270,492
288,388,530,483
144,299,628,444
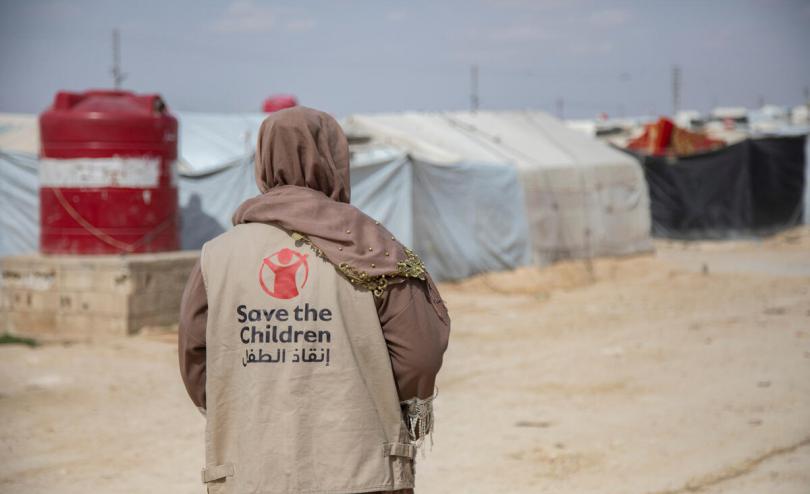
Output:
633,135,808,239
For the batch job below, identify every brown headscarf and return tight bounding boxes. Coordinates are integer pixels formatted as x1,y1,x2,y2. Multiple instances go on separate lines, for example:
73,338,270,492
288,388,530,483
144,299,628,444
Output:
232,107,445,315
252,106,351,203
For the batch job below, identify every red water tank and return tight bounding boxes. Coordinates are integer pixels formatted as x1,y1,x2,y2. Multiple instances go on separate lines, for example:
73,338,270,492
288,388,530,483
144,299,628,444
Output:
39,90,179,254
262,94,297,113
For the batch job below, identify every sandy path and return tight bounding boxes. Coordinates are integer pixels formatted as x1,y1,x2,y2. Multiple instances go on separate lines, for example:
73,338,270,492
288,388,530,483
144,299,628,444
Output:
1,228,809,493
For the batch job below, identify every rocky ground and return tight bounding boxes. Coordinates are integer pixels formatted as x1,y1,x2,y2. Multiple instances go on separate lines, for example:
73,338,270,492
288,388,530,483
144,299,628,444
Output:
1,227,809,493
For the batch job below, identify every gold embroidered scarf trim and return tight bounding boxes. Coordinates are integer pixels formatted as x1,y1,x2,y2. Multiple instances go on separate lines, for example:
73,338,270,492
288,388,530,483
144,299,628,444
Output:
291,232,427,297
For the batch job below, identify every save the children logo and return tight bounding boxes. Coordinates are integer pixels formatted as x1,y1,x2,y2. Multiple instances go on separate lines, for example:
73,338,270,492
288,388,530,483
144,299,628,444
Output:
259,248,309,299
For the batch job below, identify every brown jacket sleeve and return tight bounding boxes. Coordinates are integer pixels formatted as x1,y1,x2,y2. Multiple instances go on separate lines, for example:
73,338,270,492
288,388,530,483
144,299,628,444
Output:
178,260,450,409
178,259,208,410
375,279,450,401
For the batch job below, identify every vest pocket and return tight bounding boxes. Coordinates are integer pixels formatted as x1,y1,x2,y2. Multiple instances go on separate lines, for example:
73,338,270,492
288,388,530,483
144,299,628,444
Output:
383,442,417,459
202,462,234,493
384,443,416,487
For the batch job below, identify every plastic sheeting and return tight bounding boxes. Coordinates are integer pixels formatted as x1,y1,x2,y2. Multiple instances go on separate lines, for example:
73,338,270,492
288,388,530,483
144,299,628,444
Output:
0,151,39,255
412,159,532,280
639,135,807,238
178,157,257,249
349,148,414,246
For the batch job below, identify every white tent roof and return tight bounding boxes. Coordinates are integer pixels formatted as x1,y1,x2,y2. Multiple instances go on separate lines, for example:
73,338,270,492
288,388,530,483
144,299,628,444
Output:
0,113,39,155
342,110,638,170
176,112,266,176
3,110,637,174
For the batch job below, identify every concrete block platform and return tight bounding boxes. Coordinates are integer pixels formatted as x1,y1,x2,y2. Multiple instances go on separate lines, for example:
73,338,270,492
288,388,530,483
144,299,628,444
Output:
0,251,199,339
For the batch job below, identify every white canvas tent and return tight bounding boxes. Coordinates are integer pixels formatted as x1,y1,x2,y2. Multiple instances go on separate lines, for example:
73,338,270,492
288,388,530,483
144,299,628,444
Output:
343,111,654,263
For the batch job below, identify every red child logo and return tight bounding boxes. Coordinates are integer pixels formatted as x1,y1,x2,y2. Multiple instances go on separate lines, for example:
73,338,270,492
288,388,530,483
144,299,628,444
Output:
259,248,309,299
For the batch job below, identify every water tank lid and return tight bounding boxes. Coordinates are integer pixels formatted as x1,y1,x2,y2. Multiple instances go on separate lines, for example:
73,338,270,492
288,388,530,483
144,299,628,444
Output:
40,89,177,146
50,90,167,115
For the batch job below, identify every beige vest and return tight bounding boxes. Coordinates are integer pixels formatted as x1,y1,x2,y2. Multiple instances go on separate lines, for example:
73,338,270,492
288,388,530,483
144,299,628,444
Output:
200,223,415,494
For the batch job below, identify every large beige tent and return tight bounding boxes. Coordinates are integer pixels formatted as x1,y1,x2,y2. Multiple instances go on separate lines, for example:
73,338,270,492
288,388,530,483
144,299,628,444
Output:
343,111,653,263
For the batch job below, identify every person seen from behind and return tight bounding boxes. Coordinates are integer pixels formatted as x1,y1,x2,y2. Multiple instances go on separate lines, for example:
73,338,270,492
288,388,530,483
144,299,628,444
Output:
178,106,450,493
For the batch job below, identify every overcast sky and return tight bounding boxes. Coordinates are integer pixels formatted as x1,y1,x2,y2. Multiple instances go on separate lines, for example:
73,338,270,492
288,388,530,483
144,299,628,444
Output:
1,0,809,118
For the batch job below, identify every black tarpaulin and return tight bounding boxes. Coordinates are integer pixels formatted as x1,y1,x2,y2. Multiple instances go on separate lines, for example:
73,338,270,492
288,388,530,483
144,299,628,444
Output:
637,136,807,239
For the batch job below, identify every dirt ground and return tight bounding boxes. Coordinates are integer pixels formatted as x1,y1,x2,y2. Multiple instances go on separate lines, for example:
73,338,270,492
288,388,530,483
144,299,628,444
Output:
2,227,809,494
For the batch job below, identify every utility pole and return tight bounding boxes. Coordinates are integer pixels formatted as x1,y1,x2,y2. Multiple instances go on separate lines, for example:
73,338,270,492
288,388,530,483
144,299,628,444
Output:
671,65,681,116
470,64,479,113
111,29,126,89
555,97,564,120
